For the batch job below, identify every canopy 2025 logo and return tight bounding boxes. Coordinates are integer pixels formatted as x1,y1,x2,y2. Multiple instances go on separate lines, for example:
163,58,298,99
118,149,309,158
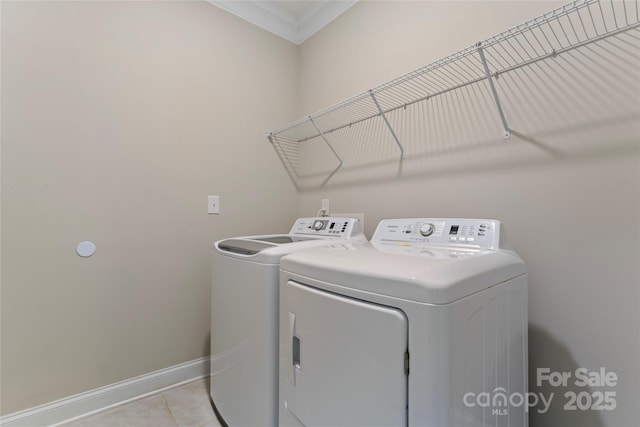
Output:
463,367,618,415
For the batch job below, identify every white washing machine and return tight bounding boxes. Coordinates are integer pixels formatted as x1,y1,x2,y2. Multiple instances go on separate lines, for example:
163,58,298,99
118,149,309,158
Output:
210,217,366,427
279,218,528,427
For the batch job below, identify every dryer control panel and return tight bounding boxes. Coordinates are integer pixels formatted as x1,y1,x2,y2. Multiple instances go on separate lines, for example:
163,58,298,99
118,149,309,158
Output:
372,218,503,249
290,217,364,239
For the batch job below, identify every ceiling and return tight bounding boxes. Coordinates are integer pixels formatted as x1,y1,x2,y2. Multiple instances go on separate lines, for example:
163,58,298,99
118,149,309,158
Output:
207,1,358,45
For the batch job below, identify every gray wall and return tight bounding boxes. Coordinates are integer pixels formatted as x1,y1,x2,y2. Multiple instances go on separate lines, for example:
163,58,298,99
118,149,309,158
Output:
1,1,298,415
295,2,639,426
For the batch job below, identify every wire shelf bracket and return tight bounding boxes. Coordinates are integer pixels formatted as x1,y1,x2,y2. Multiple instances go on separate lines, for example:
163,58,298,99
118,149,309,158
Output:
476,42,512,139
369,90,405,158
309,116,344,168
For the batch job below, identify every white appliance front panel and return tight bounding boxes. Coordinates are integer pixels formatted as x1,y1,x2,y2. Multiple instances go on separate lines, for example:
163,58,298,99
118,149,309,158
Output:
211,253,279,425
281,280,408,427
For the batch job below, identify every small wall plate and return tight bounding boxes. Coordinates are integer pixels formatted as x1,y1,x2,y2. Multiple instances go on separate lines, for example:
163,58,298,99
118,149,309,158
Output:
76,241,96,257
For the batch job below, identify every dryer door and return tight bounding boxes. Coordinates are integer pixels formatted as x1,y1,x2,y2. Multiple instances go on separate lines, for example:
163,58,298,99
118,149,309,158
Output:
282,280,408,426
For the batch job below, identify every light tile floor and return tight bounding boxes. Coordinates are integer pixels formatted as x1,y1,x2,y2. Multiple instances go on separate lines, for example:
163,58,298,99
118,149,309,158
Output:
62,378,222,427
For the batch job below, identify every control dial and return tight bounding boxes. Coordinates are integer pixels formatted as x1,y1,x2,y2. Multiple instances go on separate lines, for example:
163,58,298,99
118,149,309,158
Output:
312,220,325,231
419,223,435,237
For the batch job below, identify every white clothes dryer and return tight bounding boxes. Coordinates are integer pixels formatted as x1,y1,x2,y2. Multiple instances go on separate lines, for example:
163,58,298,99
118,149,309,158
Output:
279,218,528,427
210,217,366,427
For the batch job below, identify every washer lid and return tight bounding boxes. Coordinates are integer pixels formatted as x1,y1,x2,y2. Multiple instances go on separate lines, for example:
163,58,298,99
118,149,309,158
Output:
212,217,366,262
280,242,526,304
217,239,276,255
217,236,317,255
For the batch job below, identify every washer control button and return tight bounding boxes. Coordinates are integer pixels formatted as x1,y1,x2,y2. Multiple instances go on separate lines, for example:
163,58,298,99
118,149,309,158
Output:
419,223,435,237
312,220,325,231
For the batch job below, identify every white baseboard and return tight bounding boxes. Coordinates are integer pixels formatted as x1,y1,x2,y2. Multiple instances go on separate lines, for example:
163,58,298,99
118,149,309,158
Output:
0,357,210,427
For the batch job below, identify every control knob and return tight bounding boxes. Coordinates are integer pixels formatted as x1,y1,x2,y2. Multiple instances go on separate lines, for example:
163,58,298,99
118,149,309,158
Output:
419,223,435,237
312,220,325,231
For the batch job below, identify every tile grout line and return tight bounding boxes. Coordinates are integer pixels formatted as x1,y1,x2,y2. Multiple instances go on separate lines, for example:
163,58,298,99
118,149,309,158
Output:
160,379,218,427
160,391,180,427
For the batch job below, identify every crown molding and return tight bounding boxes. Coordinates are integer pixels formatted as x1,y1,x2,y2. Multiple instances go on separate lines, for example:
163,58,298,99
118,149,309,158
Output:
207,1,358,45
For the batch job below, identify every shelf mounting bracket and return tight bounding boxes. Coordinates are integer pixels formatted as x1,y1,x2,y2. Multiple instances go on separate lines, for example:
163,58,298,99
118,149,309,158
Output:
309,116,344,168
369,90,405,158
477,42,511,139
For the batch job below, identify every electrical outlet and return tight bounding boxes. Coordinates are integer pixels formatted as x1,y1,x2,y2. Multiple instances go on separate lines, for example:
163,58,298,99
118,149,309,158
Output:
321,199,330,215
208,195,220,214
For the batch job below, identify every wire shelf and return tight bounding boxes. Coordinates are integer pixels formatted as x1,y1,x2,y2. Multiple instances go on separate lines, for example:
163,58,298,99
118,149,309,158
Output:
266,0,640,187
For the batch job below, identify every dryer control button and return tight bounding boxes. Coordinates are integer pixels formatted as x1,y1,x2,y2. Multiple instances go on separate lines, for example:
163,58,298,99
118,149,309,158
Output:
312,220,325,231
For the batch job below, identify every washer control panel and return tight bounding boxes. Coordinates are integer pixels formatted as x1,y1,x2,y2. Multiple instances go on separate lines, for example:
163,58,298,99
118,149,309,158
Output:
290,217,362,238
372,218,502,249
